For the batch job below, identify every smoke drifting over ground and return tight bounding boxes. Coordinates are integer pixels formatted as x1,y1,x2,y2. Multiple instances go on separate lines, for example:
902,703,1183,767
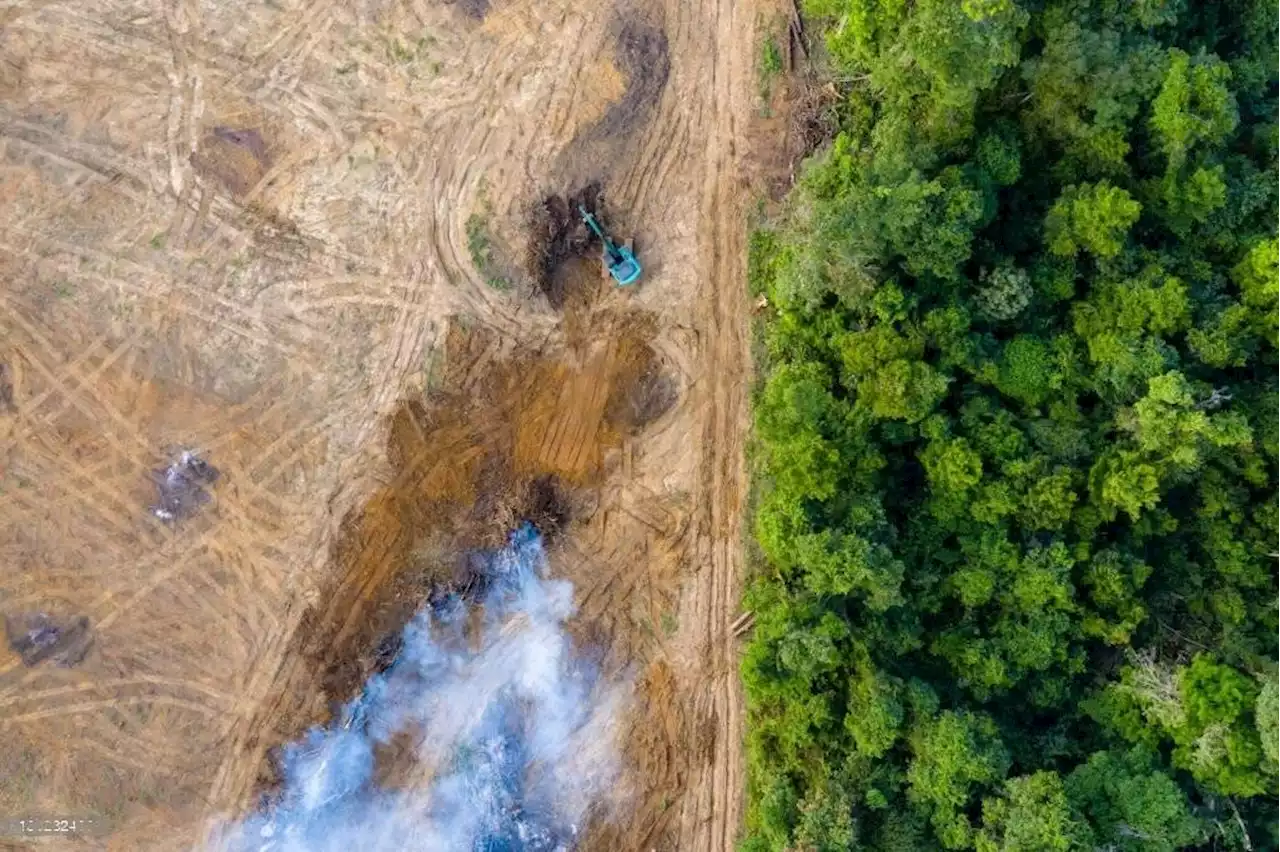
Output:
213,525,625,852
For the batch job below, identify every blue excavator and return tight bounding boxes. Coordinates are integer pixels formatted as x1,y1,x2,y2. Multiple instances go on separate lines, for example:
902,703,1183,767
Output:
578,205,641,286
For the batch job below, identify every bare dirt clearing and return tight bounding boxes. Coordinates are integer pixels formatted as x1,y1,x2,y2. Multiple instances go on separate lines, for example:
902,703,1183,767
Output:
0,0,774,847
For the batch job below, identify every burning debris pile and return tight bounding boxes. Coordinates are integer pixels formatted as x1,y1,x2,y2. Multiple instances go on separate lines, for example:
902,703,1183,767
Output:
5,612,93,667
151,450,220,522
214,524,624,852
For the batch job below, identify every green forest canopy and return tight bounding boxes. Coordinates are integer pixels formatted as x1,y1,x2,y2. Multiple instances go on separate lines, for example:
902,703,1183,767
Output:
742,0,1278,849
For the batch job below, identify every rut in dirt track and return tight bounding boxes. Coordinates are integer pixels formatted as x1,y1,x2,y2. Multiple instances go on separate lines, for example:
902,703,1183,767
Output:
663,1,756,849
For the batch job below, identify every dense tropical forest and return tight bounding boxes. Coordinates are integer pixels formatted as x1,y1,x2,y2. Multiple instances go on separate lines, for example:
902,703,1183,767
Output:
742,0,1278,849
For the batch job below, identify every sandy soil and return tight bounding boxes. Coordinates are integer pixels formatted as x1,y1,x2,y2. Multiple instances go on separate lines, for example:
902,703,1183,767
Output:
0,0,774,848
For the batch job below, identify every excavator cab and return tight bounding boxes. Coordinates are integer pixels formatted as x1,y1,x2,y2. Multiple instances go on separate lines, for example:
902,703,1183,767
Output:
578,205,642,287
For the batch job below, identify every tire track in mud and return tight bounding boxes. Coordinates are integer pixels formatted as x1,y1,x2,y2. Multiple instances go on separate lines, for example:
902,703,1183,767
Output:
648,0,756,848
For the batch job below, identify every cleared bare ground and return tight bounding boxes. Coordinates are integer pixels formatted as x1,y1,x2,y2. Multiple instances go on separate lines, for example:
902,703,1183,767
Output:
0,0,773,847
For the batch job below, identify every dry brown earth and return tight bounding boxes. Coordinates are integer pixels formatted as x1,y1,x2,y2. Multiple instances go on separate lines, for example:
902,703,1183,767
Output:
0,0,781,847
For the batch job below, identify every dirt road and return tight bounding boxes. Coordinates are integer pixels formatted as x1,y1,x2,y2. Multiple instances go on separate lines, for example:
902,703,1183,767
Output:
0,0,766,847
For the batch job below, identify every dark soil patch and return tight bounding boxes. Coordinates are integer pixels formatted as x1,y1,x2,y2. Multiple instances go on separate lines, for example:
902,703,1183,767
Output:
545,17,669,193
5,612,93,667
595,20,670,139
606,347,678,432
552,255,607,320
527,183,608,309
520,474,571,540
445,0,489,19
192,127,271,197
212,127,268,163
0,362,14,413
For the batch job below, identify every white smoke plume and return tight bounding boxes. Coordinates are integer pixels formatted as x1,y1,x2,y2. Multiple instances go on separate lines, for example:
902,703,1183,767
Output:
211,524,626,852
